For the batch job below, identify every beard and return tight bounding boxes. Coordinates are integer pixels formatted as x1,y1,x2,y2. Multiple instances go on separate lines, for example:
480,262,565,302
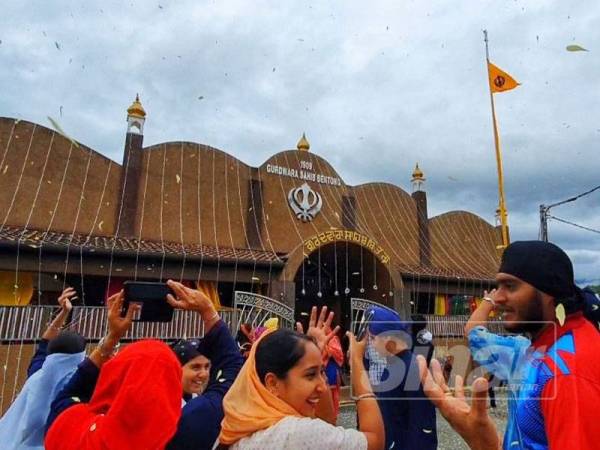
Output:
502,290,546,335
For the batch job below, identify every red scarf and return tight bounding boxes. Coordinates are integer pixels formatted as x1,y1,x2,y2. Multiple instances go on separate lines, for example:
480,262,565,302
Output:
46,340,182,450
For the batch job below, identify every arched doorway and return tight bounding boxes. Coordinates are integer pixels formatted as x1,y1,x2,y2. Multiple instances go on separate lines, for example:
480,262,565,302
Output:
293,241,396,332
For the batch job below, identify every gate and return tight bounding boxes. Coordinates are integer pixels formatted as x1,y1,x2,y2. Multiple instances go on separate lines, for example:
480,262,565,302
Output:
349,297,396,335
232,291,295,333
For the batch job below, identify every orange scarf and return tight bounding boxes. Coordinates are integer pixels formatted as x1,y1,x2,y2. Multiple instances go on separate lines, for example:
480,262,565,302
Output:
218,330,302,445
327,335,344,367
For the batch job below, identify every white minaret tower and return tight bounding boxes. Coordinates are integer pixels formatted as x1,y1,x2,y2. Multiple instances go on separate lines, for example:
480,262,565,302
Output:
411,163,425,192
126,94,146,135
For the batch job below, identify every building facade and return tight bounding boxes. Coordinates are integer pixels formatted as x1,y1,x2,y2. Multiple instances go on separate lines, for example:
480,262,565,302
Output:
0,97,502,329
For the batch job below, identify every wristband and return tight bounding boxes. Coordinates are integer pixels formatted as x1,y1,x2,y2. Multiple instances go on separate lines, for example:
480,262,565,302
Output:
483,296,495,305
352,392,377,402
98,336,120,359
203,311,219,323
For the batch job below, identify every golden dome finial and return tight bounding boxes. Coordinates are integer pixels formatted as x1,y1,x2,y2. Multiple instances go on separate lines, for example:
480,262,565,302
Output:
127,94,146,118
297,133,310,151
411,163,424,181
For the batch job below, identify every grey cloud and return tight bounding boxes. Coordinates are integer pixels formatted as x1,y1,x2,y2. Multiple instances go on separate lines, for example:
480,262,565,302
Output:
0,0,598,281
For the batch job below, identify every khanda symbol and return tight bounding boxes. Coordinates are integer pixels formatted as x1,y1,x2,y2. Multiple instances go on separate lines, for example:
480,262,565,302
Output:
288,183,323,222
494,75,506,88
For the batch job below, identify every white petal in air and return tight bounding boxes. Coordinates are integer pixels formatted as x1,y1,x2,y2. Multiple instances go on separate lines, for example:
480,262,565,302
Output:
555,303,566,326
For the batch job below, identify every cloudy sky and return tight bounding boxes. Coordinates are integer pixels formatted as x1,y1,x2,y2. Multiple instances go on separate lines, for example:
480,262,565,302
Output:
1,0,598,284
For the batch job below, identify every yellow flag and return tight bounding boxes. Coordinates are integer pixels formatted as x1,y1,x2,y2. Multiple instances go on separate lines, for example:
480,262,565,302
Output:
488,61,520,93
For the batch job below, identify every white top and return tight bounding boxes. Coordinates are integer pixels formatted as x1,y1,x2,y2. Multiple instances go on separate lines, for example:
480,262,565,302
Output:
227,416,368,450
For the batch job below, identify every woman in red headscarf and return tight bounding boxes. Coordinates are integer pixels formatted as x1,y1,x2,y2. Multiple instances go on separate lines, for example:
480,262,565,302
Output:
45,292,182,450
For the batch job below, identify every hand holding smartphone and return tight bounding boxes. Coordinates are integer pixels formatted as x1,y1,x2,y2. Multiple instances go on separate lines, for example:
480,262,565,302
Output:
356,309,374,341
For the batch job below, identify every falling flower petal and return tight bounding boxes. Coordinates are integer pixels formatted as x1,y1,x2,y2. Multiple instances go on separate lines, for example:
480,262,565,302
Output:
566,44,588,52
176,174,181,184
555,303,566,326
47,116,79,148
98,220,104,231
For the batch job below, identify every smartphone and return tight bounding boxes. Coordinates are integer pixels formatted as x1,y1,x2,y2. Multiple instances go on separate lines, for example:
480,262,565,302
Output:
122,281,175,322
356,309,374,341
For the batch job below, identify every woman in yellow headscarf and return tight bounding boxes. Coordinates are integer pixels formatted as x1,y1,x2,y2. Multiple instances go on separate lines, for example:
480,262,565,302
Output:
215,307,384,450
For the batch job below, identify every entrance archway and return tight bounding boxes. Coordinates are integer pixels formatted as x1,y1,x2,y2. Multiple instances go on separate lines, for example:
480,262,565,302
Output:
293,241,396,332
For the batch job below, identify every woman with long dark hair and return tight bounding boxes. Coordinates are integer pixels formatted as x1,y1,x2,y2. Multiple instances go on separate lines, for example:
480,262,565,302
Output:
215,307,384,450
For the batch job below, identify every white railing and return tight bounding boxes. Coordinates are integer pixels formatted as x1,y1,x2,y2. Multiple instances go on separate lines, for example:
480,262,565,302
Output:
233,291,295,332
0,305,235,342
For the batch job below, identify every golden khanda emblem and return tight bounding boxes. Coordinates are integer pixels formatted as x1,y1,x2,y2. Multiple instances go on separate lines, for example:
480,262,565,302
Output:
494,75,506,88
288,183,323,222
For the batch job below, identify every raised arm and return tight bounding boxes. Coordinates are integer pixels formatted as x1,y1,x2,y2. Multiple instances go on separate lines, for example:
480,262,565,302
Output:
46,291,137,431
464,289,496,336
88,291,138,368
42,287,76,340
296,305,340,425
165,280,244,450
348,331,385,450
417,356,501,450
27,288,77,377
166,279,221,333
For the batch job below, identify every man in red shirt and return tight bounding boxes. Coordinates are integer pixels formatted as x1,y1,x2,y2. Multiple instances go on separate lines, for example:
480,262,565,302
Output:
419,241,600,450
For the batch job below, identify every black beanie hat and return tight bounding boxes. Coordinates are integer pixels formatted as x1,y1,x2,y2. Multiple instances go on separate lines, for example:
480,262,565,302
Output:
47,331,87,355
170,338,206,365
498,240,576,300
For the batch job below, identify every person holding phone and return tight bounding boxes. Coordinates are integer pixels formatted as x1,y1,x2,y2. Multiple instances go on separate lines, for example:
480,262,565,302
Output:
214,306,384,450
171,338,212,404
164,280,244,450
0,288,86,450
45,291,183,450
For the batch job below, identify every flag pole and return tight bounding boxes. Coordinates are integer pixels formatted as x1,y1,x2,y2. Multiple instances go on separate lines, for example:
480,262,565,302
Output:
484,30,509,249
